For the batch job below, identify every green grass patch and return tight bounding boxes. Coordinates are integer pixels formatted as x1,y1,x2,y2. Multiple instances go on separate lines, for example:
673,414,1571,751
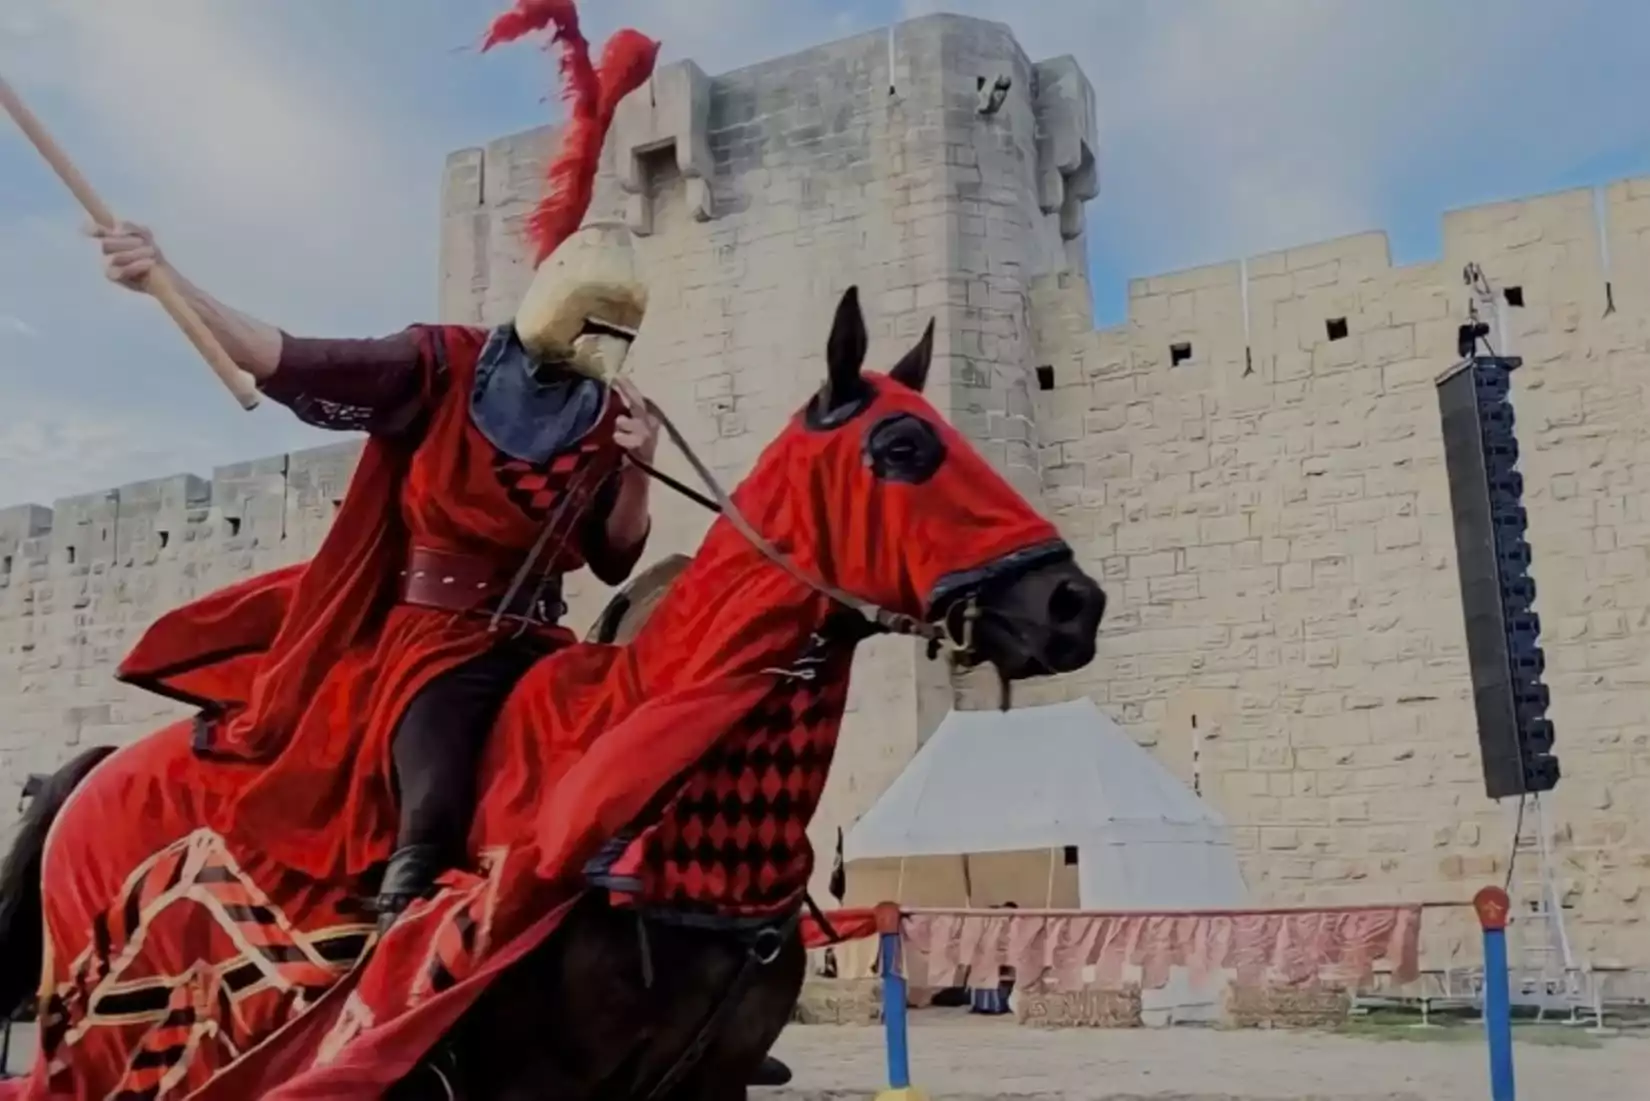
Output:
1336,1010,1609,1049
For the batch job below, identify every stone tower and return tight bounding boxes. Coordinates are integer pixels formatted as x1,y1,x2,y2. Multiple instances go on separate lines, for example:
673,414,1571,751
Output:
435,14,1101,878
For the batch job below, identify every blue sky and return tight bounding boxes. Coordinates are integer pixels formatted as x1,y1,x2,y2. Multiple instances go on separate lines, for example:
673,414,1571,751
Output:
2,0,1646,508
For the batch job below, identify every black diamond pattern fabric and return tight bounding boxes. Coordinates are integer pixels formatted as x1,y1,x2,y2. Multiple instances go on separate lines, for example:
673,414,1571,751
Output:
590,634,854,920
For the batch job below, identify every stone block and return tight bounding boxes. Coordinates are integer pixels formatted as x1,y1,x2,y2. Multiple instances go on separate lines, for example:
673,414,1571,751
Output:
1032,56,1099,241
613,60,716,235
49,490,120,572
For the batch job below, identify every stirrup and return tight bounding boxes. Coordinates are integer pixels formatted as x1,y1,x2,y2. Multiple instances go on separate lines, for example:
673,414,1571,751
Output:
372,843,450,933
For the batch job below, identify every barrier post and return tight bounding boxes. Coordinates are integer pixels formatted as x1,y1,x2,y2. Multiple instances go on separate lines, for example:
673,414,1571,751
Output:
1474,886,1515,1101
874,901,926,1101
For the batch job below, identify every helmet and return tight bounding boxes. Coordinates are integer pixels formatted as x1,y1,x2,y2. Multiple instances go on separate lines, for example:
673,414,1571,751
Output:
483,1,659,380
514,220,647,380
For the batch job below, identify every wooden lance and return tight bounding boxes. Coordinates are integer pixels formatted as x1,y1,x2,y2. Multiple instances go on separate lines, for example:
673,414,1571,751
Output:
0,72,261,410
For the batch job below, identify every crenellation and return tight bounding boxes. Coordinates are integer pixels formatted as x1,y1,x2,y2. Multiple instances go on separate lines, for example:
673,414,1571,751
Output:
614,60,716,235
1030,55,1099,242
1031,172,1650,970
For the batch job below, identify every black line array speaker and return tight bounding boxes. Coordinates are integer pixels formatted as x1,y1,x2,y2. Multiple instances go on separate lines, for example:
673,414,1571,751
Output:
1436,355,1560,799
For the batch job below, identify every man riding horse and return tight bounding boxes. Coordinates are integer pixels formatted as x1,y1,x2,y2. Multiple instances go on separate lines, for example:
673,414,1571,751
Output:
80,3,802,1088
89,7,660,930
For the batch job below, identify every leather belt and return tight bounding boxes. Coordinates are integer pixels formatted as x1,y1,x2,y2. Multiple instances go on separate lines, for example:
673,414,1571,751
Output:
399,545,566,626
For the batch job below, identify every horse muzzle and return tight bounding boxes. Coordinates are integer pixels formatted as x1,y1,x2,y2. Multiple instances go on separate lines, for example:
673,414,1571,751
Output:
927,542,1106,681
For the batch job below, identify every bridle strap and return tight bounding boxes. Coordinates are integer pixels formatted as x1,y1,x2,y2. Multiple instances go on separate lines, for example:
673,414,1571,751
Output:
640,399,945,644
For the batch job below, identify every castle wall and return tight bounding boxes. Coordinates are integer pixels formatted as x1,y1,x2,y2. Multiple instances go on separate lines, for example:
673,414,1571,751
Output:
0,443,360,783
1029,179,1650,968
2,13,1646,971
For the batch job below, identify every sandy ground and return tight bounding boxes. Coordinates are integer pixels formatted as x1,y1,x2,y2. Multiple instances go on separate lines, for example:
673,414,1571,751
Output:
5,1017,1644,1097
767,1016,1649,1100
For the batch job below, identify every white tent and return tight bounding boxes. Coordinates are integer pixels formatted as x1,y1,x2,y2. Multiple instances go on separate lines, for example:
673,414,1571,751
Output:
843,698,1248,910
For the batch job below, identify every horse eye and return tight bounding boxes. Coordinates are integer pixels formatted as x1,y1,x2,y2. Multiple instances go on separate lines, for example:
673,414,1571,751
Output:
864,413,945,485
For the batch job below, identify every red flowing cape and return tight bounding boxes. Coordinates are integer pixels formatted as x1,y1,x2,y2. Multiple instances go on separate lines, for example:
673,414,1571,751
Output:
117,326,480,754
112,327,564,883
184,668,788,1098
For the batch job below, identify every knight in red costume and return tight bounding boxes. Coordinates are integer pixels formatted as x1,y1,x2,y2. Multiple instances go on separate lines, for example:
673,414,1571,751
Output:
89,3,663,932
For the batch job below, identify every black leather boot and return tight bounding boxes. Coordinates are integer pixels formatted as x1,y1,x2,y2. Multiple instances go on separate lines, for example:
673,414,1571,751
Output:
749,1054,793,1087
373,843,450,936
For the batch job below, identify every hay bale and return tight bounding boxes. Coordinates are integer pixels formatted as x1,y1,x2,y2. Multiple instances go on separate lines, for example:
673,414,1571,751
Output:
1016,986,1143,1029
792,977,882,1025
1223,984,1352,1029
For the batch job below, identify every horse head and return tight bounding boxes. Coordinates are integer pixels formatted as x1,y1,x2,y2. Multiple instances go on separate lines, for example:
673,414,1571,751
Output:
652,285,1106,682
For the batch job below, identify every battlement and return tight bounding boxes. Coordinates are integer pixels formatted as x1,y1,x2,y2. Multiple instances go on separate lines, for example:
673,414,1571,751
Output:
1115,177,1649,334
0,442,361,588
6,174,1647,578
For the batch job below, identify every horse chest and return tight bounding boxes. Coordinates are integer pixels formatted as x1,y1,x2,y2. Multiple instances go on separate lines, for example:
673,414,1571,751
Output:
588,663,849,921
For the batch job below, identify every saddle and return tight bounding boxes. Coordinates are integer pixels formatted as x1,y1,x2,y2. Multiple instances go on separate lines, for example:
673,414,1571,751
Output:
585,553,692,644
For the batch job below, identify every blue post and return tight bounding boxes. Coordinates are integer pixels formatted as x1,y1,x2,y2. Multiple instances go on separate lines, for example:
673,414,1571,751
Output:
874,901,925,1100
1475,886,1515,1101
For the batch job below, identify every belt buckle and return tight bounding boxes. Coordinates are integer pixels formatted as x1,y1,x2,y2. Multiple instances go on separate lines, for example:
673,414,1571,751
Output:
493,593,565,629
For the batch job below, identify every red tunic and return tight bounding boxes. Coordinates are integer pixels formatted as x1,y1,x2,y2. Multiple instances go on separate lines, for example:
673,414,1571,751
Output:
117,324,643,881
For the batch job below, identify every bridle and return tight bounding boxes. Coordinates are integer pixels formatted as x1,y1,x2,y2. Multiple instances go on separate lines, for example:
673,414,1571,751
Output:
639,399,984,656
490,393,983,662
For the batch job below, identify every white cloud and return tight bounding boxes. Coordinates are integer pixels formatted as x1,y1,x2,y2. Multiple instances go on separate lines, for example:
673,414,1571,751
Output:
0,315,38,339
0,0,875,509
0,0,454,507
0,0,438,332
3,0,1647,508
0,397,230,508
907,0,1650,278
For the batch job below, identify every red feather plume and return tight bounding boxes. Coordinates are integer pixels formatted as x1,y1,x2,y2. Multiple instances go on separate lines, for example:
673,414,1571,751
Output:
482,0,660,266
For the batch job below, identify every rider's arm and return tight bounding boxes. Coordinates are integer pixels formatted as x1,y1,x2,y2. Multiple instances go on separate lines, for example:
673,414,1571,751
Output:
260,329,437,437
163,268,434,438
581,465,651,585
156,267,284,379
92,224,436,436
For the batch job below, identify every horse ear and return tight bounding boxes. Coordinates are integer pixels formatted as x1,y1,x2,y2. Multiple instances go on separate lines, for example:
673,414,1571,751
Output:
823,286,868,406
888,318,935,393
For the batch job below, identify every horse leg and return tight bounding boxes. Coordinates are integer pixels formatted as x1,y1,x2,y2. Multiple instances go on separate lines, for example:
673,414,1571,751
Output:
379,642,541,929
441,893,655,1099
657,926,807,1101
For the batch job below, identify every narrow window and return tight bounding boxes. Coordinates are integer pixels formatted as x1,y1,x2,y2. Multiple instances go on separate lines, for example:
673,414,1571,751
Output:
1170,342,1193,366
1326,317,1349,341
1035,365,1056,391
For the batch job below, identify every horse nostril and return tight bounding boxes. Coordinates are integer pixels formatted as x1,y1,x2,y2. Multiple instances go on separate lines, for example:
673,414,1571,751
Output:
1049,578,1088,624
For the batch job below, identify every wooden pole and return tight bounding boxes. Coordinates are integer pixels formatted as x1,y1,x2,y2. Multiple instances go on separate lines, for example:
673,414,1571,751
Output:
0,72,260,410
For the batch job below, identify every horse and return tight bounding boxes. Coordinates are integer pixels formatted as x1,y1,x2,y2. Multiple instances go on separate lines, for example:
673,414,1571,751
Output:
0,286,1106,1100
